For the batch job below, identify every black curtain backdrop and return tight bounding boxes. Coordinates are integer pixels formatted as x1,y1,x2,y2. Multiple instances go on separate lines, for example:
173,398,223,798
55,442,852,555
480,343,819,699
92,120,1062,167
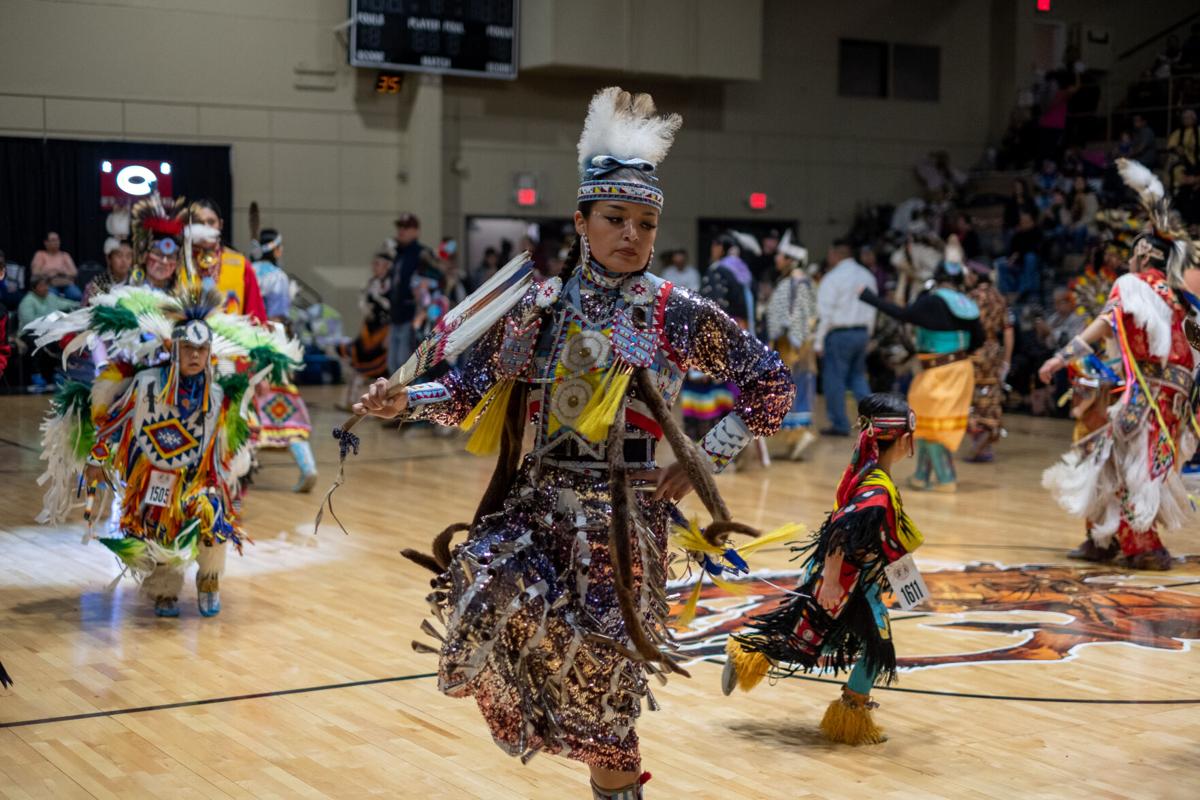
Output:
0,137,231,270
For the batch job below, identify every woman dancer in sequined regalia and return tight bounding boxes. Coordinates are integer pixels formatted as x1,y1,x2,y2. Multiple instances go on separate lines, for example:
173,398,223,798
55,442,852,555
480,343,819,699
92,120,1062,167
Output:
355,87,791,799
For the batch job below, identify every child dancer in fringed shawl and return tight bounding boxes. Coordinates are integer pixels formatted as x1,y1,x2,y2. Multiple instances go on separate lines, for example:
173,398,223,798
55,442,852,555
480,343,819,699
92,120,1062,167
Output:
29,285,302,617
354,87,792,799
723,393,924,745
1039,159,1199,570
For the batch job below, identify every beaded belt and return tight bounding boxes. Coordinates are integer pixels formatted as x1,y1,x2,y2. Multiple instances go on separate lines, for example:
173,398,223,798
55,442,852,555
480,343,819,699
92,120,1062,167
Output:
540,436,656,471
918,350,969,369
1140,361,1194,394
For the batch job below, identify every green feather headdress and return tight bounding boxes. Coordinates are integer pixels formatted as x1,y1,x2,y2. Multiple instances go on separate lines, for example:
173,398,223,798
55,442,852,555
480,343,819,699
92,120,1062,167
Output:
23,284,302,379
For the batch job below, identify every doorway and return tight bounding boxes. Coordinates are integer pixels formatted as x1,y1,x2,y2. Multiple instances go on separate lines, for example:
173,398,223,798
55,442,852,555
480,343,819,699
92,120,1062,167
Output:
465,215,574,284
696,217,800,283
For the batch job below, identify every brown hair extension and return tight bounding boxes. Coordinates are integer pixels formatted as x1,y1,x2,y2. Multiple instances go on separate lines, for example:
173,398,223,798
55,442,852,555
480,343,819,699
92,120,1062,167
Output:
401,548,443,574
432,522,471,569
634,368,761,550
402,383,529,575
606,405,689,677
472,382,529,526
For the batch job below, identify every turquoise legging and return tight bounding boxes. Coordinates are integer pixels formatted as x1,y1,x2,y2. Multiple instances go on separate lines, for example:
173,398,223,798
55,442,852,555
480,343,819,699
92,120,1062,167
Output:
914,439,956,484
846,655,880,694
825,583,889,694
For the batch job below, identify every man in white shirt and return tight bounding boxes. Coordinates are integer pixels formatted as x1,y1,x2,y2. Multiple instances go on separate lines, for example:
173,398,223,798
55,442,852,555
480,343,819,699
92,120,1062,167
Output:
814,240,877,435
659,248,701,292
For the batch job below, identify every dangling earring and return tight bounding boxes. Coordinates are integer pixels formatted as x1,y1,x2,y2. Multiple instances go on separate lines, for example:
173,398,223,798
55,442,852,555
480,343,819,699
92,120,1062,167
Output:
580,232,591,267
645,246,655,271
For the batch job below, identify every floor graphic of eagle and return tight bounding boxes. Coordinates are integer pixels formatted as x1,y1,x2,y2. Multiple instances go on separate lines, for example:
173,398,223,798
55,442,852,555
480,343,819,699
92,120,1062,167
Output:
669,561,1200,670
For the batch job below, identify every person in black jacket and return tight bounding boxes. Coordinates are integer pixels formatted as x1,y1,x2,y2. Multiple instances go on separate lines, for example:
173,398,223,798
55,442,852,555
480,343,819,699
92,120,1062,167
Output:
387,213,439,375
859,261,983,491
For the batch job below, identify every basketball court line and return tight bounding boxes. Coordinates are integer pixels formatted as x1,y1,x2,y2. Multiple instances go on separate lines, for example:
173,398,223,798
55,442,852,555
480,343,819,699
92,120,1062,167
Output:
0,672,439,730
5,655,1200,732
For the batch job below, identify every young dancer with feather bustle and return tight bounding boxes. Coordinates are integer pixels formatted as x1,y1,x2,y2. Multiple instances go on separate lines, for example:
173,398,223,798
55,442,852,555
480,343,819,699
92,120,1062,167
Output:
31,286,301,616
28,272,302,616
354,87,792,799
722,393,923,746
1039,158,1199,570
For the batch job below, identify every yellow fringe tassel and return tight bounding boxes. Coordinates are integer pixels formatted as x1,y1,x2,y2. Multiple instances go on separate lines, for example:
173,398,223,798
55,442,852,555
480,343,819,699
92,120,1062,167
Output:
575,365,632,442
724,637,771,692
671,519,804,560
675,579,704,628
819,692,886,745
460,379,514,456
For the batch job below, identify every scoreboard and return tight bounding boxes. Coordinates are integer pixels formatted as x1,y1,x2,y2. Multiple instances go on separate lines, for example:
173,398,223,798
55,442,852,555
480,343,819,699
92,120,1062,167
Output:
349,0,519,80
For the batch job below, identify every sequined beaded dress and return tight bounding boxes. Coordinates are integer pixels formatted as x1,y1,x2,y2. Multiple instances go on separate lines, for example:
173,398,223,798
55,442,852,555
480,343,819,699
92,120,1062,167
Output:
404,260,791,770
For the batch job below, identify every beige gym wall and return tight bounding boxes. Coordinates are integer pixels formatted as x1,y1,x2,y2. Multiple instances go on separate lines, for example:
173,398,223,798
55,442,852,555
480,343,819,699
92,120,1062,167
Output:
6,0,1184,321
0,0,436,320
0,0,1008,322
446,0,998,266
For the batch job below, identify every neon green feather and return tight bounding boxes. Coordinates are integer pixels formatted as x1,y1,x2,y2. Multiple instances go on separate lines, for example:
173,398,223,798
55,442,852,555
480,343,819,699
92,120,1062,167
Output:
116,288,173,316
98,536,146,567
217,372,252,452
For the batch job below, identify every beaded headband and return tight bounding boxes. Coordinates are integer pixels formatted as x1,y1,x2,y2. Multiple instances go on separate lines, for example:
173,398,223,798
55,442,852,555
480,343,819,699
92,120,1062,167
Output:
577,155,664,211
575,88,679,213
858,412,916,439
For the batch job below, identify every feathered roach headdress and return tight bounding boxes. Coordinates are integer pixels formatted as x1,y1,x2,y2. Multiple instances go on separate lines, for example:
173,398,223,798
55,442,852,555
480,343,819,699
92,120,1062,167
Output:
1117,158,1197,288
576,87,682,212
158,286,223,408
129,192,187,286
26,283,302,386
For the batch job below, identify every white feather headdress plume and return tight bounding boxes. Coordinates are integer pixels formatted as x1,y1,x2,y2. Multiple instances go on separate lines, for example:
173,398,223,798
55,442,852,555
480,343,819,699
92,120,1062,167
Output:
1117,158,1164,206
575,87,682,211
1116,157,1196,287
779,230,808,265
730,231,762,257
576,87,682,175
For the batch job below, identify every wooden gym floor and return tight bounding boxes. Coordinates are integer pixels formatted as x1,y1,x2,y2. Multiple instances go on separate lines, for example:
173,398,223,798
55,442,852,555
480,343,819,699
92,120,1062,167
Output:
1,386,1197,799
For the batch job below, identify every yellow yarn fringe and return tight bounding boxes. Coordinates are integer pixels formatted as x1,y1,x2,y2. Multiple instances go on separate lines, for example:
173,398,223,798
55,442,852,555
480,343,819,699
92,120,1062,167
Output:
724,637,771,692
675,579,704,628
671,519,804,630
819,695,886,745
671,518,805,560
460,379,514,455
575,365,632,442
